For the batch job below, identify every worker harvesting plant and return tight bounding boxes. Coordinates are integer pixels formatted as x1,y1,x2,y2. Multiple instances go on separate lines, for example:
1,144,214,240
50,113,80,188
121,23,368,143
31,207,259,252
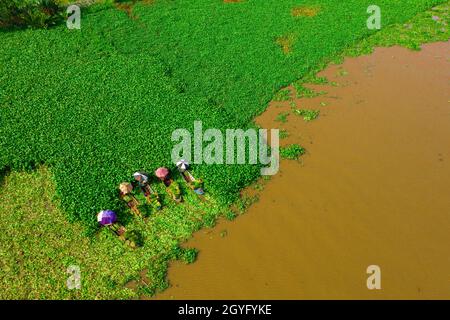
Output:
133,171,162,211
155,167,182,203
118,182,141,217
97,210,142,248
176,159,204,195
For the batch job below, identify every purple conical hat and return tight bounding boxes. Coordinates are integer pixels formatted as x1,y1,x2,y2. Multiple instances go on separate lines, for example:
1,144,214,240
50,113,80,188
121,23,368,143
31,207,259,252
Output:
97,210,117,226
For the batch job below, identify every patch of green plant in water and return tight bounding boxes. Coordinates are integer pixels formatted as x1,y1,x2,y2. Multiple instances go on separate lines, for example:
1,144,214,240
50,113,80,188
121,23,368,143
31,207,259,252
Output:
172,246,198,264
293,83,327,99
280,144,306,160
293,109,320,122
329,81,339,87
337,68,349,77
279,129,289,139
223,210,237,221
301,74,330,85
275,112,290,123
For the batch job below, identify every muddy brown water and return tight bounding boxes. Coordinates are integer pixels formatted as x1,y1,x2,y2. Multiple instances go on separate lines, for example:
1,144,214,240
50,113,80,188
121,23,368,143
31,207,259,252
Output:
154,41,450,299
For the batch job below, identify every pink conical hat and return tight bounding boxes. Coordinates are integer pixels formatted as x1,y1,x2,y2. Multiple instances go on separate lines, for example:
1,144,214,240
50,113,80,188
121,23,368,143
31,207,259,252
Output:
155,167,169,179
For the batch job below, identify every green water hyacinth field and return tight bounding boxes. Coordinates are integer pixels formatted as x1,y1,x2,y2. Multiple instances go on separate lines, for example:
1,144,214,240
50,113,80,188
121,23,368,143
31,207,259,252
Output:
1,0,446,228
0,0,449,298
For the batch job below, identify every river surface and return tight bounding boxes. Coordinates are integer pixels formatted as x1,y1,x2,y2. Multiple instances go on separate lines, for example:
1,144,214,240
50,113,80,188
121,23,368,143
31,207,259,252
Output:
155,41,450,299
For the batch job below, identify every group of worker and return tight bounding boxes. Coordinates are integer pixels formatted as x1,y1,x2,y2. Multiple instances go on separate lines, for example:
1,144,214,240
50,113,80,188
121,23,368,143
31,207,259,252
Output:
97,160,204,248
117,160,204,217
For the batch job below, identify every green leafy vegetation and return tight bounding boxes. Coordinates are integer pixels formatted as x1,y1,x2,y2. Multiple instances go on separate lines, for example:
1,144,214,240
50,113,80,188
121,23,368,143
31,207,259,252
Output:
280,144,306,160
293,83,327,99
223,210,237,221
173,246,198,264
253,183,264,191
273,88,291,101
337,68,349,77
0,167,219,298
275,112,290,123
301,74,329,85
279,129,289,139
234,195,259,214
294,109,320,122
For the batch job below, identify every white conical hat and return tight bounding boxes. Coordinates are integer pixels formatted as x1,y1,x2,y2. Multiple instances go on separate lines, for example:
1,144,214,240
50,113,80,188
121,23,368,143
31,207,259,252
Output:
176,159,189,170
133,172,149,182
97,211,104,223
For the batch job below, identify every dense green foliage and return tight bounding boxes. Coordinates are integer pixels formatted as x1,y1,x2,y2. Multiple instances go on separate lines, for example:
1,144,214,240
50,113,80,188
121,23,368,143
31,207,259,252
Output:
0,0,447,232
280,144,306,160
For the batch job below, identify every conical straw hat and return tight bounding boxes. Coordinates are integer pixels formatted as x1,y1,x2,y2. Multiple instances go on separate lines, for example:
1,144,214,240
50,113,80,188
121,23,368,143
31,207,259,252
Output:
119,182,133,194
